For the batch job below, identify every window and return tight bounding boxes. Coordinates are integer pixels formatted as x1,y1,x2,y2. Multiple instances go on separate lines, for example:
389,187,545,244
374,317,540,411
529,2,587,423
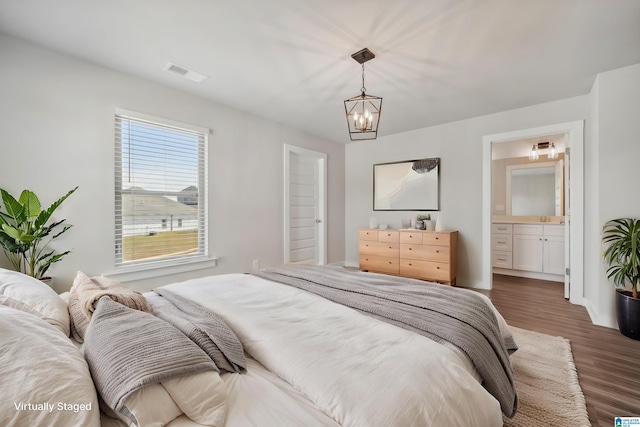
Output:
115,109,208,270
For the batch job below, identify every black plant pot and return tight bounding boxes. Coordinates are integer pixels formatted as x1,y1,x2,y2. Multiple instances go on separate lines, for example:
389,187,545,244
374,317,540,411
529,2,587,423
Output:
616,289,640,340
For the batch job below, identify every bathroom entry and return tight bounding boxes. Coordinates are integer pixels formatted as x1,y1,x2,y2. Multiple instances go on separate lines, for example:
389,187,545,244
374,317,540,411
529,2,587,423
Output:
490,133,570,298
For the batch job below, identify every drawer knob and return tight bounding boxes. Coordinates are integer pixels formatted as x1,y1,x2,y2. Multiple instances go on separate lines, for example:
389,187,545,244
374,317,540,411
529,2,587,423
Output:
435,237,439,240
387,233,391,236
436,250,439,253
409,263,412,266
410,235,413,238
388,261,392,264
388,246,392,249
436,266,440,269
409,247,412,251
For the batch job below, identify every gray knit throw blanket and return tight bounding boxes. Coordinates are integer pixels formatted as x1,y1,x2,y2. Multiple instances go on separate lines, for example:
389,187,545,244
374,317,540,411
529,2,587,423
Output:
84,297,217,425
254,265,518,418
148,287,246,373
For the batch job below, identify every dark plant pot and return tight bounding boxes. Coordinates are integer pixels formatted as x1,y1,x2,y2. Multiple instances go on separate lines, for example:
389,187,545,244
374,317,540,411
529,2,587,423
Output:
616,289,640,340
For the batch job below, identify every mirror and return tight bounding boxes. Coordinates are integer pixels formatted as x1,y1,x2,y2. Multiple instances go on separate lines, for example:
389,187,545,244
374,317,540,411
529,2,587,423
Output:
373,158,440,211
506,161,564,216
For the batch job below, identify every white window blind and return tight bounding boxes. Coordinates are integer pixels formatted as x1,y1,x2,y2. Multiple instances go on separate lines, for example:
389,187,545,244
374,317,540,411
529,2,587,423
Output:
115,109,208,270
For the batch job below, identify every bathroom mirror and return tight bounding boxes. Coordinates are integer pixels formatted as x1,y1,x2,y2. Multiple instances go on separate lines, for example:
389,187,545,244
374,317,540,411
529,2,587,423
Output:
506,160,563,216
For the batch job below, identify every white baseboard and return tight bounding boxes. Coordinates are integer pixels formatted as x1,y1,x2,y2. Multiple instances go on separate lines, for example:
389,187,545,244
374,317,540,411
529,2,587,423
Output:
462,280,490,290
585,299,618,329
493,268,564,283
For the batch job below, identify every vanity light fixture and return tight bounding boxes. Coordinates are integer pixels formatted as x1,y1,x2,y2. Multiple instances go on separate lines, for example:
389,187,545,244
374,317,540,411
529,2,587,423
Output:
344,48,382,141
529,141,558,160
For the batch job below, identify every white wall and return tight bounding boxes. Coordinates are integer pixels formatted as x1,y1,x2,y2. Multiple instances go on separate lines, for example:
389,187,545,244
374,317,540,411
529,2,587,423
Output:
345,96,589,287
586,63,640,327
0,34,345,292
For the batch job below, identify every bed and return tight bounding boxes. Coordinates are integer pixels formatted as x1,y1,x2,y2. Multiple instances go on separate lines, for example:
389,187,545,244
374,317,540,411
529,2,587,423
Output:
0,265,516,427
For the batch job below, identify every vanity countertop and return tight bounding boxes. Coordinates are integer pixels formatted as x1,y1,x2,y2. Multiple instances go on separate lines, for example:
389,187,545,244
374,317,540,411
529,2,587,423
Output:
493,219,565,225
492,215,566,225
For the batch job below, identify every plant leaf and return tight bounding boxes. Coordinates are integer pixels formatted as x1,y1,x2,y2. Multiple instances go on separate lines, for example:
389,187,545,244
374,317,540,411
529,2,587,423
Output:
18,190,42,220
0,189,25,222
33,187,78,230
36,251,70,278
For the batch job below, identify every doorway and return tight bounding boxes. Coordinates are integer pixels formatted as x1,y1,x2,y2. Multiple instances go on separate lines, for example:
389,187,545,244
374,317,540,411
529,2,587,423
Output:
283,144,327,265
482,121,584,305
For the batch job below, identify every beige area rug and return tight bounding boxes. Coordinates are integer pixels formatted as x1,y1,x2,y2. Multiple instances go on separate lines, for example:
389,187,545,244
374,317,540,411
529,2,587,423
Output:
504,326,590,427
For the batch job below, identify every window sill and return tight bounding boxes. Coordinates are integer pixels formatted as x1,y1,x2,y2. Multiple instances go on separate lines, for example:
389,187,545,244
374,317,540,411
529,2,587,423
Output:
104,256,218,283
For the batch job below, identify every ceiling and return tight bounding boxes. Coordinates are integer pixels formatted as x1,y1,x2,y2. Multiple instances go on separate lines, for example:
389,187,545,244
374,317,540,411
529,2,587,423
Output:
1,0,639,144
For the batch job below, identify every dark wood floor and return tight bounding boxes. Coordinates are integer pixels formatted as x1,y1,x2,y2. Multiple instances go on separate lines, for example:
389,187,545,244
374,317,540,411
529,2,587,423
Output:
473,275,640,426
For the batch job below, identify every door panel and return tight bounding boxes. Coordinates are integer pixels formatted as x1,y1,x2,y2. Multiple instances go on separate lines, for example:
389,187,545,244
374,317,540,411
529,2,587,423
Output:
285,145,327,265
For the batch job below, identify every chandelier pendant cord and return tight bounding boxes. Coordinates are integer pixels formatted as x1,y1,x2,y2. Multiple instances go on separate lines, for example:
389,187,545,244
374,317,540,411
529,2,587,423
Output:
361,63,366,95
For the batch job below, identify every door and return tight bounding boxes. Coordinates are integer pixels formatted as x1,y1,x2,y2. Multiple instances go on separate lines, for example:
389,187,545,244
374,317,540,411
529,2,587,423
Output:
563,136,571,298
554,159,564,216
512,234,543,272
543,235,565,275
284,145,327,265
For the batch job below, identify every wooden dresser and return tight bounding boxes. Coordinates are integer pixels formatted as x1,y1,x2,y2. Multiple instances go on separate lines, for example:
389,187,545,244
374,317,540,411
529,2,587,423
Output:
359,229,458,285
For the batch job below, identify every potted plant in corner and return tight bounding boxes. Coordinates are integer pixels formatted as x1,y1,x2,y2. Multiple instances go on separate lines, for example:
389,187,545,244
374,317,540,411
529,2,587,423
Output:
602,218,640,340
0,187,78,285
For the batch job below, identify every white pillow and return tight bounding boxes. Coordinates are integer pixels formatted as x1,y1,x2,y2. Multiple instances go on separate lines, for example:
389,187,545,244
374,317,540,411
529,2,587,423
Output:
122,383,182,427
0,305,100,427
162,370,227,426
0,267,70,336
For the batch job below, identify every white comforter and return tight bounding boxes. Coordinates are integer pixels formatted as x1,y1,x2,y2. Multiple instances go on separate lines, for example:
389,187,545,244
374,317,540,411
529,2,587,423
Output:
0,306,100,427
162,274,504,427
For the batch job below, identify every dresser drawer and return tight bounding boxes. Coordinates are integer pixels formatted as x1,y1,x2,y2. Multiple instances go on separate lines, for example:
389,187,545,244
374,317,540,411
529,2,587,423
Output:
359,241,399,257
360,255,399,275
400,231,423,244
422,232,450,247
400,244,448,263
492,224,513,234
492,251,513,269
378,230,400,243
359,229,379,241
400,259,450,282
492,234,513,251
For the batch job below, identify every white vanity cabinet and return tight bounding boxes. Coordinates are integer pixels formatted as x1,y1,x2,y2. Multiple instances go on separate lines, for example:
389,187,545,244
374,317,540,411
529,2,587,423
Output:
512,225,544,271
491,224,513,269
512,224,564,274
542,226,565,275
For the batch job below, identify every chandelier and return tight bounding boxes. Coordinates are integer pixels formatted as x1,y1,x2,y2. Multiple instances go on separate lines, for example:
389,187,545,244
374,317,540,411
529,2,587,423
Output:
344,48,382,141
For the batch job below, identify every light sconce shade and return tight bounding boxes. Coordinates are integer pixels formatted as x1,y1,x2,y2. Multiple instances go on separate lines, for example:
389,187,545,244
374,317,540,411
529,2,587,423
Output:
529,141,559,160
344,48,382,141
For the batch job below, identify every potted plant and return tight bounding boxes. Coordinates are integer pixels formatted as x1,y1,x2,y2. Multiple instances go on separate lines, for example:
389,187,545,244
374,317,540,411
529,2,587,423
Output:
602,218,640,340
0,187,77,283
417,214,433,231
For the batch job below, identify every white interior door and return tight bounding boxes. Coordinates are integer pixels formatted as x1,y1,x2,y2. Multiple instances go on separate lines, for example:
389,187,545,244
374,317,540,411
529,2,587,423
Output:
563,135,571,298
554,159,564,216
284,145,327,265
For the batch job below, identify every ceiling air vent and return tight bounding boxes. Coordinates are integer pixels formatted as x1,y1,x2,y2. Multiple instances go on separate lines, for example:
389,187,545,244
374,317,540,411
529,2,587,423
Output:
163,62,209,83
